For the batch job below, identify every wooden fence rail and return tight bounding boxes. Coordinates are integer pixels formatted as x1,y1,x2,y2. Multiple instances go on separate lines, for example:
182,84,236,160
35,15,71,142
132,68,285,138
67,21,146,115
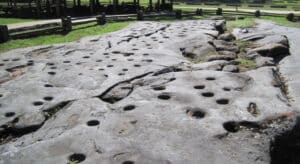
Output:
0,9,298,43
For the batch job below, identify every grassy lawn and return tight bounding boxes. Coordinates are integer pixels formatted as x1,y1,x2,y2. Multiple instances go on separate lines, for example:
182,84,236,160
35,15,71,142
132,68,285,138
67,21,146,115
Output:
0,21,131,52
0,18,37,25
262,16,300,27
226,17,256,29
226,15,300,30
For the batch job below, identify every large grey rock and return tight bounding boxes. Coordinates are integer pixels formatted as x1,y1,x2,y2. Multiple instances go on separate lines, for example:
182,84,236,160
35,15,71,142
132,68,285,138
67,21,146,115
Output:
255,56,275,67
213,40,239,52
222,65,239,72
256,35,289,47
205,54,236,62
249,43,289,57
218,33,236,41
0,19,296,164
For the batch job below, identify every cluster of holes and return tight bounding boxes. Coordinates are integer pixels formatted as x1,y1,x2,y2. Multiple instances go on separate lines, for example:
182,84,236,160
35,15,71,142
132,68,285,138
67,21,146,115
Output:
5,112,15,117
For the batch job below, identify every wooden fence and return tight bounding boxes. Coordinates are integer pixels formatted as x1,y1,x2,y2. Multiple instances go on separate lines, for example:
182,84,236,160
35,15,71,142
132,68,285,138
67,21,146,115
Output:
0,9,299,43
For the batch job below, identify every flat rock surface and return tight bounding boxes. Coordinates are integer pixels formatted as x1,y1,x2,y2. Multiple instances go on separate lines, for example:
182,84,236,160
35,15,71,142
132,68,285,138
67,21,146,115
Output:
0,19,298,164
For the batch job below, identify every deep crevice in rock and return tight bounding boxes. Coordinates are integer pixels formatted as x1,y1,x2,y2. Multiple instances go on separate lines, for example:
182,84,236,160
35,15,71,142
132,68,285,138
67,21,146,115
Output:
98,72,153,104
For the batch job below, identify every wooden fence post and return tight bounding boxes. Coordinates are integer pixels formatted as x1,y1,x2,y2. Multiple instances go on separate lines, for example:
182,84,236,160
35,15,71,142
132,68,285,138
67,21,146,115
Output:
0,25,9,43
137,10,144,20
287,13,294,22
175,9,182,19
255,10,260,17
196,8,202,16
97,12,106,25
216,8,222,15
61,16,72,33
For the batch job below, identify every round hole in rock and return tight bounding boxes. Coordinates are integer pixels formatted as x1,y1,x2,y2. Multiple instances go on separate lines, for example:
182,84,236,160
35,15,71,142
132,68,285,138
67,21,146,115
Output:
134,64,141,67
186,109,205,119
223,121,240,133
43,96,53,101
44,84,53,87
63,61,71,63
99,68,104,71
216,98,229,105
48,72,56,75
143,53,149,56
107,65,114,67
158,94,171,100
127,59,134,61
170,77,176,81
122,68,128,71
12,58,20,61
152,85,166,91
206,77,215,81
103,53,109,55
5,112,15,117
50,66,57,69
223,87,231,91
194,85,205,89
83,56,90,59
68,153,86,163
118,73,125,76
112,59,117,61
123,105,135,111
33,101,44,106
0,63,4,66
47,62,55,66
112,51,120,54
96,59,102,62
0,94,2,97
87,120,100,126
122,161,135,164
202,92,214,97
3,59,9,62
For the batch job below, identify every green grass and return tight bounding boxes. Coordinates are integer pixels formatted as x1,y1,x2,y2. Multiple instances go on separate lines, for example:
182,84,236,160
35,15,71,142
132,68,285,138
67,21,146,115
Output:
236,57,256,68
0,21,131,52
0,18,37,25
226,17,256,30
262,16,300,27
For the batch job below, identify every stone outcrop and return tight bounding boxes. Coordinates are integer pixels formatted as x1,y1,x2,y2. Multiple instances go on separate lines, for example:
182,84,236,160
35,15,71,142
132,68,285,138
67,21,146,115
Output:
0,19,296,164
